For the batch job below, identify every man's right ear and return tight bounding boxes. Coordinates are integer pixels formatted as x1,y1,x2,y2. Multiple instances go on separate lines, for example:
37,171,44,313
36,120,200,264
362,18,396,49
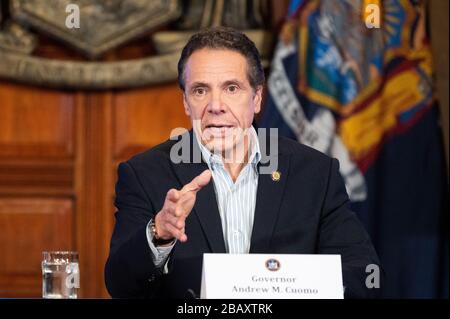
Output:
183,94,191,116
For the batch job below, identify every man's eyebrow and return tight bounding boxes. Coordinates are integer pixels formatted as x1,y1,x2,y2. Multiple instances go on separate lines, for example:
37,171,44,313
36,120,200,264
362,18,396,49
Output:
188,79,246,90
222,79,245,87
189,82,210,89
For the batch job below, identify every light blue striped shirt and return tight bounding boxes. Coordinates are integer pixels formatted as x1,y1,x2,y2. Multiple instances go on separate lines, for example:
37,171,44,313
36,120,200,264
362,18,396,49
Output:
196,126,261,254
147,126,261,267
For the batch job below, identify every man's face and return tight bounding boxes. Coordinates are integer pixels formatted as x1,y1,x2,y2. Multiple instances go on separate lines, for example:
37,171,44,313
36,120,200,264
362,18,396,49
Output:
182,48,262,154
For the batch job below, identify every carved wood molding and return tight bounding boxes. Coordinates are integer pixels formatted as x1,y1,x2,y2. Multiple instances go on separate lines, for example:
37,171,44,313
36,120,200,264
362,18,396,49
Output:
11,0,181,58
0,0,273,89
0,50,180,89
0,160,74,196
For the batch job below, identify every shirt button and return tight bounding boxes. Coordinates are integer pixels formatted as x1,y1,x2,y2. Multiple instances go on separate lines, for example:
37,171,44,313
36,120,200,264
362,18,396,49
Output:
233,230,241,236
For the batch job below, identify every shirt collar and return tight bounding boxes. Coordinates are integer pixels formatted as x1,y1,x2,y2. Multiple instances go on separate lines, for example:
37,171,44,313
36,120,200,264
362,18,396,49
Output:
194,126,261,170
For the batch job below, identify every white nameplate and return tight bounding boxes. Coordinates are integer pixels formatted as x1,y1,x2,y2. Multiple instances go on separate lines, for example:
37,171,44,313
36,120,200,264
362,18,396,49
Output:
200,254,343,299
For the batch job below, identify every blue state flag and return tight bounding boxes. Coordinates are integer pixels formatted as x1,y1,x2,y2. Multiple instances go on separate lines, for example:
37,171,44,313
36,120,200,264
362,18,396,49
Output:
259,0,448,298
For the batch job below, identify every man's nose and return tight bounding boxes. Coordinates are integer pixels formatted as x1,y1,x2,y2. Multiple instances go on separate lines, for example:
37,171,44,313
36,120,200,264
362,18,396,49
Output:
207,91,226,114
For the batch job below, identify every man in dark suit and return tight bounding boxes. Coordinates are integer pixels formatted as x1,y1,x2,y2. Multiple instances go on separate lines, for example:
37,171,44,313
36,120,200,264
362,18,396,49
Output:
105,27,381,299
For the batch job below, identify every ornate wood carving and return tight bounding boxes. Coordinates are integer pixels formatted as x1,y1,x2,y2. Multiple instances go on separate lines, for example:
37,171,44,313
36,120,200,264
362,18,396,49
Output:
0,51,180,89
0,0,274,89
11,0,181,58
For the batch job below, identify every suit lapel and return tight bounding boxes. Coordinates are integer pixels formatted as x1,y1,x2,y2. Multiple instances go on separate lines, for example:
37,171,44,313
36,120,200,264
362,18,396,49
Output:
170,130,290,254
250,153,290,253
171,131,226,253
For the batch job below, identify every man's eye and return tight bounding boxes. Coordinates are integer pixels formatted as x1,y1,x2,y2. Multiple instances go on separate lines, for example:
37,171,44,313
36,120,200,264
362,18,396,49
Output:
227,85,239,93
193,88,206,95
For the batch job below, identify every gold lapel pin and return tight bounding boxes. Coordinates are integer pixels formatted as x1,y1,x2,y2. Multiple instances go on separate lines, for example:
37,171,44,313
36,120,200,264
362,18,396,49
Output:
271,171,281,182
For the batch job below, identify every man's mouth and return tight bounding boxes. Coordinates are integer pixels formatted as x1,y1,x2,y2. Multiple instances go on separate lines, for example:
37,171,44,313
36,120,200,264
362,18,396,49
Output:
203,125,235,137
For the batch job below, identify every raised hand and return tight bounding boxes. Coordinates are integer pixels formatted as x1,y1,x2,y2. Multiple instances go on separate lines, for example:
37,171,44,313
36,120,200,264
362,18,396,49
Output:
154,170,212,243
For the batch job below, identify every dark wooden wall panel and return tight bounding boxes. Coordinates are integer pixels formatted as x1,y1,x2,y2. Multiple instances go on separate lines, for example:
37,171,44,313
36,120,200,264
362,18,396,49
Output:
0,198,73,297
0,81,78,297
113,83,190,160
0,83,74,158
0,160,73,196
0,80,190,298
74,94,115,298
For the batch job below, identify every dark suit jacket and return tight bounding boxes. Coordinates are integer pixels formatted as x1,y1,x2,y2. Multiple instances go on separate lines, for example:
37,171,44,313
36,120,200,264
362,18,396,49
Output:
105,131,381,298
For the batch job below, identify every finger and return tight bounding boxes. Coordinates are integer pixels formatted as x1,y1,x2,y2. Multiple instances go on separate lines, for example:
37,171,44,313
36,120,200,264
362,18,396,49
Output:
194,170,212,189
173,205,185,218
182,170,212,193
166,188,180,203
164,213,185,230
165,222,187,242
163,198,177,216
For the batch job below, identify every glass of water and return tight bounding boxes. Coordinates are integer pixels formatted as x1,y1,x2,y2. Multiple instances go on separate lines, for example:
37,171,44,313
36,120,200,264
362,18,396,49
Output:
42,251,80,299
